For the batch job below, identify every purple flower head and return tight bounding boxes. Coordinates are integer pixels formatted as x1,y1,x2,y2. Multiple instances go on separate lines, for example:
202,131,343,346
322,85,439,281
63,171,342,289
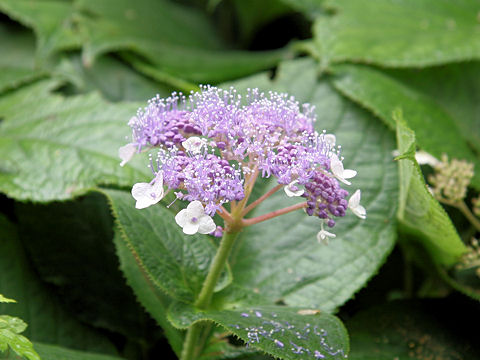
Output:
123,85,365,237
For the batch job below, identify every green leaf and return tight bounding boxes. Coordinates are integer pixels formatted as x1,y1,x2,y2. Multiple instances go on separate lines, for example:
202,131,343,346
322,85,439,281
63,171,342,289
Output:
331,64,480,189
311,0,480,68
0,316,40,360
76,0,286,83
14,193,154,341
0,24,45,93
223,59,398,312
0,296,15,304
112,225,184,356
34,343,126,360
346,300,480,359
168,303,349,360
0,215,117,354
0,0,81,62
384,62,480,157
102,188,231,304
395,114,466,266
0,80,149,202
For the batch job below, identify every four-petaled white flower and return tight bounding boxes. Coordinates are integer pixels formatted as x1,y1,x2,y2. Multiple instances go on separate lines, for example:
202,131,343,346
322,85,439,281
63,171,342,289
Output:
175,200,217,235
284,180,304,197
119,143,137,167
348,189,366,219
330,154,357,185
182,137,206,154
317,222,336,245
131,172,165,209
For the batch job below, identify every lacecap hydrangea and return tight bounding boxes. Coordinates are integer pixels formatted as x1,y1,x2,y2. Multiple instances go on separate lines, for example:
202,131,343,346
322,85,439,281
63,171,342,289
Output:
119,86,366,242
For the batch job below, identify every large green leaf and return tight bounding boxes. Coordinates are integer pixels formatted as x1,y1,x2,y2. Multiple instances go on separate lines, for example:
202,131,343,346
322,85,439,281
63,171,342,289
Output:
0,23,45,94
384,62,480,156
103,189,231,304
169,303,349,360
0,215,117,354
76,0,286,83
14,193,154,341
0,0,80,62
222,59,398,312
331,64,480,189
0,80,149,202
112,226,184,356
395,115,466,266
310,0,480,68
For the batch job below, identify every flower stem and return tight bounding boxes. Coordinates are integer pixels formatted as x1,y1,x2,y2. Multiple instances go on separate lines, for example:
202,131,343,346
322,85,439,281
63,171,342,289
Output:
195,230,240,309
242,202,307,226
241,184,283,217
439,199,480,232
181,230,240,360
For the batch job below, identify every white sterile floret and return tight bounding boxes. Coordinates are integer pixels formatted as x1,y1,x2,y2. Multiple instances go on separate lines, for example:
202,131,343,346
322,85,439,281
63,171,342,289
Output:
348,189,366,219
317,222,336,245
330,154,357,185
324,134,336,147
131,172,164,209
415,151,440,167
284,180,304,197
182,137,206,154
175,200,216,235
119,143,137,167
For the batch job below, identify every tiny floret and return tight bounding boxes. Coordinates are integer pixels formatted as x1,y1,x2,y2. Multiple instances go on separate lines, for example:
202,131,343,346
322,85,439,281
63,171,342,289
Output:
182,136,206,154
175,201,216,235
119,143,137,167
348,189,366,219
131,172,165,209
284,180,304,197
330,154,357,185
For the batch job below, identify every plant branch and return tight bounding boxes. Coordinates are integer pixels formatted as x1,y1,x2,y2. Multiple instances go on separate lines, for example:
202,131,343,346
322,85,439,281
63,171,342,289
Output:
242,202,307,227
241,184,283,217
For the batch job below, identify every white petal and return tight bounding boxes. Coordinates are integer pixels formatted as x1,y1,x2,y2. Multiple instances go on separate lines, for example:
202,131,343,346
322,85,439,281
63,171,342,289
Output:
119,143,137,167
284,180,304,197
197,215,216,234
151,172,165,198
342,169,357,179
330,154,344,175
324,134,336,147
352,205,367,219
186,200,206,218
175,209,190,227
415,151,439,167
182,222,200,235
182,137,205,154
317,229,336,244
135,197,156,209
348,189,362,208
132,183,151,200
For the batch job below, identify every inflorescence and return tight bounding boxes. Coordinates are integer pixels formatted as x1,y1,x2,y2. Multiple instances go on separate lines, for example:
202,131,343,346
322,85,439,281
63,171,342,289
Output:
120,86,366,242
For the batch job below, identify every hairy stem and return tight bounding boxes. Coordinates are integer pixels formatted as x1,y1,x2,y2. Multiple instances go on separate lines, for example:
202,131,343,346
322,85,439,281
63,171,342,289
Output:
242,202,307,226
180,322,202,360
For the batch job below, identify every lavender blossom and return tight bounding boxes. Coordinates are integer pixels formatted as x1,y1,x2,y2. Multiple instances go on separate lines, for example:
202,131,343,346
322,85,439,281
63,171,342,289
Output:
121,85,365,238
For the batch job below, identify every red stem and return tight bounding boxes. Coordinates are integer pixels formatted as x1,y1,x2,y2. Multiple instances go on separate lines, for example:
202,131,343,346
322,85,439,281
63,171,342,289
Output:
242,202,307,227
241,184,283,217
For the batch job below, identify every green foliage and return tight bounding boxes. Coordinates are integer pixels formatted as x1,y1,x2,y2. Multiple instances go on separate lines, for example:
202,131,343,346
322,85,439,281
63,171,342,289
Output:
311,0,480,68
0,297,15,305
0,315,40,360
168,303,349,360
395,114,467,266
331,64,480,189
0,80,148,201
33,343,127,360
103,189,231,304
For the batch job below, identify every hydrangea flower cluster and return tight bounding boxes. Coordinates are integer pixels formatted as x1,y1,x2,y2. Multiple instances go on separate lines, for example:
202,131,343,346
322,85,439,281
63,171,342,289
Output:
120,86,366,242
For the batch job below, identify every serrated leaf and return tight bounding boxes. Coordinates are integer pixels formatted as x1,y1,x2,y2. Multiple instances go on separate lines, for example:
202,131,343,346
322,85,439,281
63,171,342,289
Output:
0,316,27,334
102,188,231,304
311,0,480,68
14,193,154,341
0,80,149,202
34,343,126,360
331,64,480,190
0,0,81,62
168,303,349,360
395,114,466,266
76,0,286,83
0,322,40,360
112,225,184,356
0,215,117,354
222,59,398,312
